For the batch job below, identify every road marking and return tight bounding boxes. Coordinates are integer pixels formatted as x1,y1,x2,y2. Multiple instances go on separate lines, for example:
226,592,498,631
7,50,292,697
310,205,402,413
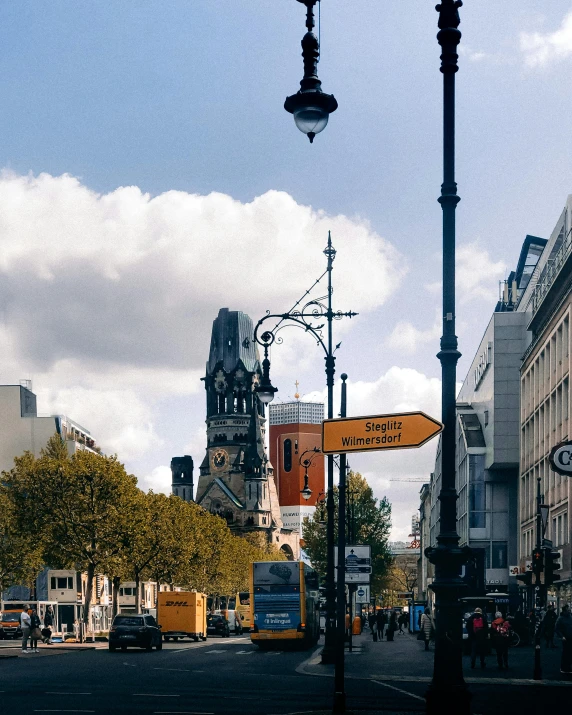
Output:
45,693,92,696
123,662,136,666
153,667,191,672
236,650,255,655
203,649,225,654
372,679,425,703
133,694,180,697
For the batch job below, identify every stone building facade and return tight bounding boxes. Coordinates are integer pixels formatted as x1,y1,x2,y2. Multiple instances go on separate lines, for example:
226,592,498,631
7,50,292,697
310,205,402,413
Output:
195,308,299,559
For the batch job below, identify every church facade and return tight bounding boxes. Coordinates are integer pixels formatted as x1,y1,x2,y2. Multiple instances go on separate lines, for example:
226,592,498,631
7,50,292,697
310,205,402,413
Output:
195,308,299,560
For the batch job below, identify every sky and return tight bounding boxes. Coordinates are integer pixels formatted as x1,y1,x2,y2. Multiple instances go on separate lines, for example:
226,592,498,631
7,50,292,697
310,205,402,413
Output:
1,1,572,540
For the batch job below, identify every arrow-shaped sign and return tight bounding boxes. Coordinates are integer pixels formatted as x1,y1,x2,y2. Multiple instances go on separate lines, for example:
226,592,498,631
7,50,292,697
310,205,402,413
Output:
322,411,443,455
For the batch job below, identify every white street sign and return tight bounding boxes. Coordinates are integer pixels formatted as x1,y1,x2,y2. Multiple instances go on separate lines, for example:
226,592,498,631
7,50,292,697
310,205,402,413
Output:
334,545,372,583
355,586,370,604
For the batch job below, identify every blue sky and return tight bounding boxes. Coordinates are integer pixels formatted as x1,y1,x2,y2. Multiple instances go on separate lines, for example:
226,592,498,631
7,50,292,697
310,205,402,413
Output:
1,1,572,539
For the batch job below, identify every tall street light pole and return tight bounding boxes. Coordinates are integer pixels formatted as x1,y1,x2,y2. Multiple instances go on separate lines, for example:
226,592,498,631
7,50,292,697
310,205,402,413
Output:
252,234,356,665
425,3,471,714
334,373,348,712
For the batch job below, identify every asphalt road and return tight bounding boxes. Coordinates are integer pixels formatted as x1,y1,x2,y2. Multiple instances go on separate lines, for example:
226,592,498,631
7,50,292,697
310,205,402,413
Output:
0,635,420,715
2,633,570,715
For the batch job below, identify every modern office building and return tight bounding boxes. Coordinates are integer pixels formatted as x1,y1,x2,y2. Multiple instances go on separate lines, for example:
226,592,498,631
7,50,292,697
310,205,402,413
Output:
268,400,325,533
0,382,99,473
517,197,572,607
427,239,541,608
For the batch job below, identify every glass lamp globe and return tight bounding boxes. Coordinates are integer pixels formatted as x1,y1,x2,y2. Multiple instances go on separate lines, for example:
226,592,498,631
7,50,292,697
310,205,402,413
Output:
257,387,276,405
293,106,329,142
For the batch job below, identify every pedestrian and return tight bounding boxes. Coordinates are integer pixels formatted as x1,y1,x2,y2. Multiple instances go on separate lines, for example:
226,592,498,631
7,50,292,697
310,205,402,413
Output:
376,608,386,640
466,607,489,669
20,605,31,653
542,605,557,649
398,612,407,634
43,605,55,645
491,611,511,670
420,607,433,651
555,604,572,675
30,609,42,653
386,611,398,642
368,610,377,642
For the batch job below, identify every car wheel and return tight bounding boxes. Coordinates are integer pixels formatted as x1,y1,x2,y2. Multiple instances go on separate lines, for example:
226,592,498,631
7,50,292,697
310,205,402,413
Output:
109,645,116,652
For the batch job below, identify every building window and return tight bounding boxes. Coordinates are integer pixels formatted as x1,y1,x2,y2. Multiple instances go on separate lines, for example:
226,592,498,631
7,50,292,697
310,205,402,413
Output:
469,454,486,528
51,576,74,590
492,542,507,569
284,439,292,472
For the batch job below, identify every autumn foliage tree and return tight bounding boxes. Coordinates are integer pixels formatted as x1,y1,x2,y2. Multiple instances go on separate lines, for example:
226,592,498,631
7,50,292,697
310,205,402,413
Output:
302,470,393,594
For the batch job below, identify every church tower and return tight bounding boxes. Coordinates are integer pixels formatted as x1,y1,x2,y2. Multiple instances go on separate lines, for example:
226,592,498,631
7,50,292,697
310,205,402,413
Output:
195,308,298,557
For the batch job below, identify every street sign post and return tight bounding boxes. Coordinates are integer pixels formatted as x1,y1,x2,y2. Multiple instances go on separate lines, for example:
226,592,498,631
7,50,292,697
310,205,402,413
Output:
322,411,443,455
334,545,371,583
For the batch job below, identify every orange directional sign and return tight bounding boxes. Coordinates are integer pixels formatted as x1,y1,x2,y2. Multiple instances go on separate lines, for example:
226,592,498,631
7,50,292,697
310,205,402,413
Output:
322,411,443,455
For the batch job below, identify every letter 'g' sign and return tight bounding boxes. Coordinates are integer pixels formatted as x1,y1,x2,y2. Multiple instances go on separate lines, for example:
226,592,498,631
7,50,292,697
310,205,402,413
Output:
549,440,572,477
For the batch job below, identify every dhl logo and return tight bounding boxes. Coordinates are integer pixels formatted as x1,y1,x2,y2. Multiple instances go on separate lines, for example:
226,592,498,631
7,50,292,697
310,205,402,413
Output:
165,600,189,607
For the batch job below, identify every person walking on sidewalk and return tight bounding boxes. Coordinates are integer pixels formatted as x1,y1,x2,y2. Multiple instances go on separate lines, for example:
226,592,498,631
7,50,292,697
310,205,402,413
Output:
491,611,511,670
420,607,433,651
376,609,387,640
555,604,572,675
543,605,557,649
368,610,378,642
20,605,31,653
466,607,489,669
386,611,398,642
398,612,407,634
30,609,42,653
42,605,54,645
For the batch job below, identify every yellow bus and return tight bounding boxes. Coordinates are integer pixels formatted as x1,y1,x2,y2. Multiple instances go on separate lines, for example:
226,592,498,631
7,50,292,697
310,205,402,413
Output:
249,561,320,649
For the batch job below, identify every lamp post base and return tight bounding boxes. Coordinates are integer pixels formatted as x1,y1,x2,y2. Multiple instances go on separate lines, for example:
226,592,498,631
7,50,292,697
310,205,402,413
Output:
333,691,346,713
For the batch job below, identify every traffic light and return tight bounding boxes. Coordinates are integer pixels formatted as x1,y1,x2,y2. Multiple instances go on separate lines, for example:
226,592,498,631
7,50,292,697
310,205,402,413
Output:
544,548,562,587
533,548,544,578
516,571,532,587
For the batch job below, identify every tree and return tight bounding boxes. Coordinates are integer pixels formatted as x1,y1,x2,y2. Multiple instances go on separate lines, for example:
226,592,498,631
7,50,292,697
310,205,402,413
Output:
5,434,140,623
0,486,44,596
302,470,392,594
382,552,418,605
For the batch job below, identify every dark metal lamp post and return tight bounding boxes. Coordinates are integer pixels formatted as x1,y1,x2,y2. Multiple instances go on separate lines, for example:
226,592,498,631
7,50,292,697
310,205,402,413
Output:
253,233,357,665
285,0,338,143
425,2,472,714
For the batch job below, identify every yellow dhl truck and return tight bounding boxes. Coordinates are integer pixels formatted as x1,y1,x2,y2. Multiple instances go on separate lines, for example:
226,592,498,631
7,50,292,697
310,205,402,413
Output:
157,592,207,642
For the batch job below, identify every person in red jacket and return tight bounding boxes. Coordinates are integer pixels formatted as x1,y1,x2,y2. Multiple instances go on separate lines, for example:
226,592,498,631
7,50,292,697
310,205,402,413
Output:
491,611,511,670
466,607,489,669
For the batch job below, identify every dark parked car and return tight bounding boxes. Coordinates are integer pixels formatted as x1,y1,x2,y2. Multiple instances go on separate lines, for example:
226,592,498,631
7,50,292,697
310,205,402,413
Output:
109,614,162,652
207,614,230,638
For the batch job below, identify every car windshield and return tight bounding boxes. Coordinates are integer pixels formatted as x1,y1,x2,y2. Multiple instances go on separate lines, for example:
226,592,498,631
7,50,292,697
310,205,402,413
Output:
1,613,21,622
114,617,144,626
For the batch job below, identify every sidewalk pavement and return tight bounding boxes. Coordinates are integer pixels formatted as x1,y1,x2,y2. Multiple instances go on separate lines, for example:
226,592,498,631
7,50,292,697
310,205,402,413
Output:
301,628,570,685
0,641,104,658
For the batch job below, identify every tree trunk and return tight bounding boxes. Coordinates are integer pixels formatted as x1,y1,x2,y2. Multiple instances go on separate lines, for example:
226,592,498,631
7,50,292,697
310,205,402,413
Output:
112,576,121,618
135,572,141,613
83,563,96,635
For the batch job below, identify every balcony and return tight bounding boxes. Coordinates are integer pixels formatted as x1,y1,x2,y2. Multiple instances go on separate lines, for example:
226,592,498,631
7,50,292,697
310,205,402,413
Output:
530,226,572,324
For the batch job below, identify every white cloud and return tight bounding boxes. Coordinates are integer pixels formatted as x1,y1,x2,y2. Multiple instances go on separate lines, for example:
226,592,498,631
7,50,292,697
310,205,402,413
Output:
425,241,506,305
138,465,172,494
520,11,572,68
0,171,406,462
386,312,441,355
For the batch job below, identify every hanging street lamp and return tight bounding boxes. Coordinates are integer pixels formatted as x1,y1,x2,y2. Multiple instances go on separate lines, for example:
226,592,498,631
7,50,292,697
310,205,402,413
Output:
284,0,338,143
